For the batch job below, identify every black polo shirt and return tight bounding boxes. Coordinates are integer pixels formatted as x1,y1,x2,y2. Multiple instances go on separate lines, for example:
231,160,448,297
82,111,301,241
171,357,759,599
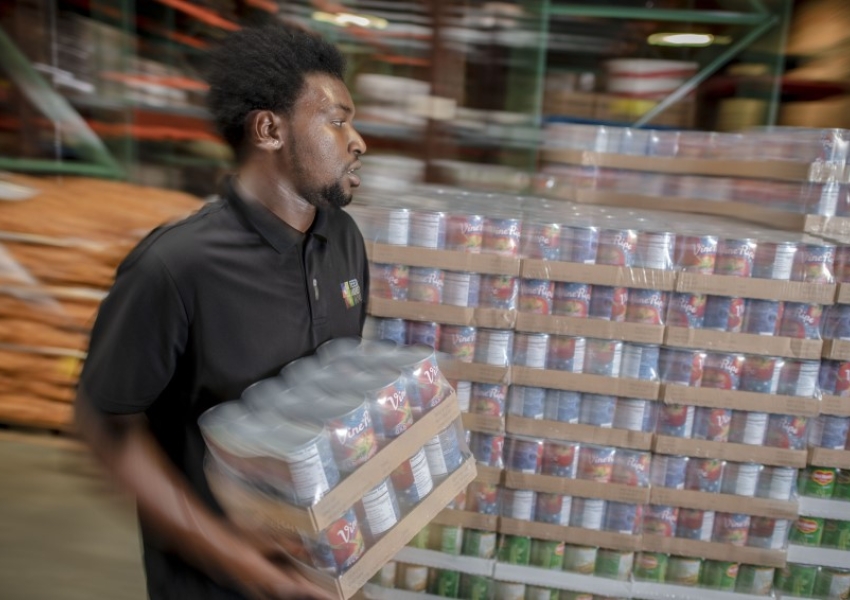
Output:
78,178,369,599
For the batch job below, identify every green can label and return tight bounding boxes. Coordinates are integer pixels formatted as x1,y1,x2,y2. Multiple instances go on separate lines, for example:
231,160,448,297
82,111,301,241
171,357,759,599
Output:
835,470,850,500
736,565,775,595
667,556,702,586
525,585,558,600
463,530,497,559
410,525,431,549
776,563,817,597
439,525,463,555
634,552,668,582
790,516,825,546
823,520,850,550
801,467,837,498
813,567,850,600
498,535,531,566
531,539,565,570
429,569,460,598
701,560,739,590
563,545,598,574
460,574,491,600
595,549,634,581
494,581,526,600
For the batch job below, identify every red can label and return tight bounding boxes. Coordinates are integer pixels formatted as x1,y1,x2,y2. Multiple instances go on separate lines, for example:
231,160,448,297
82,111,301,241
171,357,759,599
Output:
519,279,555,314
626,289,669,325
553,283,592,318
577,446,616,482
702,354,744,390
446,214,484,252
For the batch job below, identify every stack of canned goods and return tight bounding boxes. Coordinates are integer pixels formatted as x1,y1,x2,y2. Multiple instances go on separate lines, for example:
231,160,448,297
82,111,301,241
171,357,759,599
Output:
798,466,850,502
199,339,468,575
775,564,850,599
633,552,776,595
822,245,850,341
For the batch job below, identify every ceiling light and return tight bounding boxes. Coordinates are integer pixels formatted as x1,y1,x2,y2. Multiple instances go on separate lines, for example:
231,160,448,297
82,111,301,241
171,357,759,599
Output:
312,11,388,30
648,33,714,47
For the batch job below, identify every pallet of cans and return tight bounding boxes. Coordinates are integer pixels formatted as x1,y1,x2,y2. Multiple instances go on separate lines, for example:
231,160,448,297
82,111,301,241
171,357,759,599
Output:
199,338,477,599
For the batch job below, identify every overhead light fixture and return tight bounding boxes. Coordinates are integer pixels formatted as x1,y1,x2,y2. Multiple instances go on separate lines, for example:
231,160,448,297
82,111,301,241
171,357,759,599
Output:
312,11,388,30
648,33,714,47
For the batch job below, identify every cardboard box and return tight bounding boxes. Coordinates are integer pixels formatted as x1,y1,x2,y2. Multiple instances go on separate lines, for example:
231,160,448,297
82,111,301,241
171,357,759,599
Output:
367,298,474,327
438,359,510,385
640,534,786,568
515,313,664,345
208,396,463,533
520,259,676,291
803,214,850,241
499,517,641,552
649,487,799,520
808,447,850,469
822,339,850,361
475,464,504,485
664,326,823,360
462,412,505,435
506,415,654,451
431,508,499,532
675,273,836,305
820,394,850,417
543,91,597,119
512,366,660,400
365,242,521,277
661,384,819,417
653,435,808,468
837,283,850,305
503,470,651,505
473,308,516,329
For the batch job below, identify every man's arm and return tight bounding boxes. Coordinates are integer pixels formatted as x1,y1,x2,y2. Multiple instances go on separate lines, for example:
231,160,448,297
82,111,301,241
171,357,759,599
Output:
75,393,331,600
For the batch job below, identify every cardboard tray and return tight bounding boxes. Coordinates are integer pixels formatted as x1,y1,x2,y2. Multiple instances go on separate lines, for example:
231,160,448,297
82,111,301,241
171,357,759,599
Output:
474,465,504,485
675,273,835,305
661,384,819,417
640,534,787,568
506,415,654,451
803,214,850,242
520,259,676,291
499,517,641,552
807,447,850,469
822,339,850,361
515,313,664,345
438,359,510,385
649,487,799,520
296,458,477,600
512,366,660,400
653,435,808,468
820,394,850,417
461,412,505,435
208,396,461,533
503,470,651,505
430,508,499,532
837,283,850,305
368,298,474,326
472,308,516,329
365,242,521,276
664,326,823,360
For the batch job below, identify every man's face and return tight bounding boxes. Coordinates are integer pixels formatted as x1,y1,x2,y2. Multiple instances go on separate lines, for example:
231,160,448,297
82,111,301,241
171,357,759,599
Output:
284,73,366,209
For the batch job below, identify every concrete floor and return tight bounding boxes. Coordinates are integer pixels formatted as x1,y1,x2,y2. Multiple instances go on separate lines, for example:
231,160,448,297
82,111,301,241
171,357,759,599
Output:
0,429,147,600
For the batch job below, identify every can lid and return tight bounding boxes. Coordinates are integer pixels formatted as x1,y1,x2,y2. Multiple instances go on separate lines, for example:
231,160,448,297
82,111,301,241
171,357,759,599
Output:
241,376,291,410
279,355,322,386
310,393,370,421
198,401,268,458
258,419,327,458
316,337,363,366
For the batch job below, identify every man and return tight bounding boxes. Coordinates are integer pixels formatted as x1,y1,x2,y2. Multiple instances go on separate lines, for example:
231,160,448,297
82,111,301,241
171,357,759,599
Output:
75,24,368,599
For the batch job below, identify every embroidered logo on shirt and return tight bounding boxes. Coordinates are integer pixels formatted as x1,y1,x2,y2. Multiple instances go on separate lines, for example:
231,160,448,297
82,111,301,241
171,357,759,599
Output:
341,278,362,308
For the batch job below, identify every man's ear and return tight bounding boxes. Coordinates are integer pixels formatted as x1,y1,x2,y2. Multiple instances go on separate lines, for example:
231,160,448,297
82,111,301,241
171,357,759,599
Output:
246,110,286,153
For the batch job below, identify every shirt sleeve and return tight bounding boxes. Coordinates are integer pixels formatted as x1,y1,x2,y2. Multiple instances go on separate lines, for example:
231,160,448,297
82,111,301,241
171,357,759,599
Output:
78,245,189,415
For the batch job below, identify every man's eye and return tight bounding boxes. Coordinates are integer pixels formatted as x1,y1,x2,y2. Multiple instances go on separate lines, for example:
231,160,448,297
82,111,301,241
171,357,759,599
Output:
332,120,345,128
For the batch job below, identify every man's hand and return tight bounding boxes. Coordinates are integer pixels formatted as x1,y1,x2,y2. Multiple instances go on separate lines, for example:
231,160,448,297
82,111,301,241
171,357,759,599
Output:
227,545,334,600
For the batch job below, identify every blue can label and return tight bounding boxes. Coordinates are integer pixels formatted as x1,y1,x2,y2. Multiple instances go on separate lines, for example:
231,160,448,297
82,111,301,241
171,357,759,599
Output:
544,389,581,423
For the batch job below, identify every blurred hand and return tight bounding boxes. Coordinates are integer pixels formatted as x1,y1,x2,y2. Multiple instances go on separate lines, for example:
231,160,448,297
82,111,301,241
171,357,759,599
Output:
230,549,334,600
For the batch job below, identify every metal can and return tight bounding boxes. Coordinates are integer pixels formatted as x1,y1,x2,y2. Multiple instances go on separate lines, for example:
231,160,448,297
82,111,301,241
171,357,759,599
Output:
674,234,718,273
656,404,695,439
577,446,616,482
650,455,688,490
579,393,616,428
391,448,434,509
635,231,676,270
702,352,745,390
512,333,549,369
530,539,566,570
500,488,536,521
643,505,679,537
703,295,745,332
468,433,504,469
685,458,725,493
583,339,623,376
620,343,660,381
543,389,581,423
822,519,850,550
595,549,634,581
813,567,850,600
454,380,472,412
356,478,401,542
775,563,817,597
302,508,366,574
526,586,559,600
370,263,409,300
765,414,810,450
466,482,500,516
756,466,797,501
720,462,761,496
613,398,657,433
470,383,508,417
424,425,464,478
407,321,441,349
546,335,586,372
553,282,592,318
371,560,396,587
666,292,707,328
677,509,715,541
521,221,562,260
819,360,850,396
701,560,739,591
790,516,825,546
478,274,519,310
625,289,669,325
792,242,836,284
715,238,756,277
460,574,491,600
483,217,522,257
753,241,797,280
659,348,705,387
570,498,606,530
612,449,652,487
498,534,531,565
634,552,668,582
742,299,784,336
494,581,526,600
728,411,769,446
505,437,543,474
376,318,408,345
800,466,837,498
535,492,572,526
563,545,598,574
388,345,450,415
541,441,580,478
808,414,850,449
823,305,850,341
507,385,546,420
446,213,484,252
597,228,638,266
837,469,850,500
778,359,820,397
519,278,556,314
693,407,733,442
443,271,481,307
463,529,498,558
748,516,790,550
779,302,824,339
409,210,447,249
313,396,378,473
835,245,850,283
736,565,776,595
560,225,599,264
474,329,513,366
428,568,460,597
439,325,477,363
740,355,783,394
398,563,429,592
603,502,642,535
712,512,751,546
365,206,410,246
589,285,629,322
666,556,702,586
408,267,445,304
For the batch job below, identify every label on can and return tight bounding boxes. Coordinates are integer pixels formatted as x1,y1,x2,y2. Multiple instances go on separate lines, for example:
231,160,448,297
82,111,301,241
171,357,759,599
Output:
595,549,635,581
701,560,739,590
577,446,616,482
674,234,717,273
407,321,440,349
740,356,782,394
666,292,706,328
519,278,555,315
508,385,546,420
546,335,586,372
677,508,715,541
713,512,751,546
613,398,654,432
636,231,675,270
359,479,400,539
659,348,705,386
468,433,504,470
370,263,409,300
522,222,562,261
501,489,536,521
666,556,702,586
474,329,514,366
408,267,444,304
686,458,725,493
753,242,796,280
498,535,531,565
626,289,669,325
620,343,661,381
756,466,796,500
583,339,623,376
443,271,481,307
702,353,744,390
612,450,651,487
579,394,616,428
470,383,508,417
650,455,688,490
553,282,592,318
439,326,477,363
535,493,572,526
400,564,429,592
776,563,817,597
597,229,637,267
479,274,519,309
742,299,783,336
513,333,549,369
715,238,756,277
703,295,745,333
766,414,809,450
589,285,629,322
603,502,642,535
779,302,823,339
643,504,679,537
693,407,732,443
793,243,836,284
463,529,497,558
560,226,599,264
446,214,484,252
748,516,789,550
736,565,775,595
325,401,378,472
570,498,606,530
562,545,598,574
634,552,668,582
483,217,522,257
542,441,579,478
720,462,760,497
822,519,850,550
506,437,543,474
544,389,581,423
813,567,850,600
310,508,365,573
409,211,447,249
530,539,565,570
657,404,695,439
391,448,434,508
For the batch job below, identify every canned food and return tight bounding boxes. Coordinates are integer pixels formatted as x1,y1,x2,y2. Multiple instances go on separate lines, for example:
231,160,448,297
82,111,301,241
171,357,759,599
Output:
570,498,606,530
603,502,642,535
436,524,463,554
391,448,434,509
560,225,599,264
736,565,775,595
677,509,715,541
685,458,725,493
721,462,761,496
790,516,825,546
801,466,838,499
494,581,525,600
837,470,850,500
474,329,514,366
756,466,797,500
546,335,586,372
479,274,519,310
775,563,817,597
612,449,651,487
742,299,783,336
526,586,559,600
313,396,378,473
613,398,657,432
650,455,688,490
819,360,850,396
728,411,769,446
666,292,707,328
364,206,410,246
753,241,797,280
505,437,543,474
779,302,823,339
543,390,581,423
398,563,429,591
715,238,756,277
428,568,460,597
713,512,750,546
792,243,836,284
659,348,705,386
460,574,491,600
702,352,745,390
693,407,732,442
595,549,634,581
302,508,366,574
483,217,522,257
454,381,471,412
674,234,717,273
498,534,531,565
748,517,789,550
500,488,536,521
625,289,669,325
656,404,695,439
703,295,745,332
635,231,675,270
666,556,702,586
577,446,616,482
439,325,477,363
443,271,481,307
535,492,572,526
463,529,498,558
643,505,679,537
808,414,850,449
541,441,579,478
813,567,850,600
765,414,809,450
701,561,739,591
521,221,562,260
822,519,850,550
371,560,396,587
424,425,464,478
407,321,440,348
409,210,447,249
620,343,660,381
357,478,401,542
468,433,504,469
579,394,616,428
375,318,407,345
446,213,484,252
589,285,629,322
470,383,508,417
823,305,850,341
778,359,820,397
388,345,451,415
739,355,783,394
634,552,668,582
597,228,637,266
519,278,556,314
553,282,592,318
408,267,444,303
507,385,546,420
370,263,409,300
530,539,566,570
512,333,549,369
583,339,623,376
563,545,599,574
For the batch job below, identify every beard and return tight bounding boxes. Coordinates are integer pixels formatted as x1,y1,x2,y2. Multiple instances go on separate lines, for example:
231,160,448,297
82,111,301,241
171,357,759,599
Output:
289,136,353,209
